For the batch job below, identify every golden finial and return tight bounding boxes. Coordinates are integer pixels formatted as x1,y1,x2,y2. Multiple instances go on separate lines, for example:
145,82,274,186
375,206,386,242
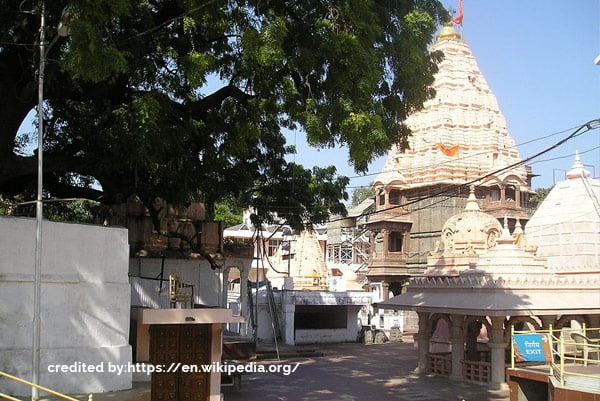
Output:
436,22,461,41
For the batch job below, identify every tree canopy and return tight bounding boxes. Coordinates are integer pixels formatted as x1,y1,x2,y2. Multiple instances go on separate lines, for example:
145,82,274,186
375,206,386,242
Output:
0,0,447,229
351,185,375,207
531,187,552,204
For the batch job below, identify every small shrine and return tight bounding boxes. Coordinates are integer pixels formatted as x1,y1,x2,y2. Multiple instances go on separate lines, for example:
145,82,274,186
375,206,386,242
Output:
377,158,600,390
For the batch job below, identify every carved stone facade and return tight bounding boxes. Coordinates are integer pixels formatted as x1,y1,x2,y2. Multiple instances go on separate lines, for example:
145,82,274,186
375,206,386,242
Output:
425,187,502,275
367,24,536,303
98,195,223,259
379,154,600,388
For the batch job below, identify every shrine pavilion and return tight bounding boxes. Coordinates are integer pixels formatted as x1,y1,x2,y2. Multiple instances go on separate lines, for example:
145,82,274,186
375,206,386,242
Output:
377,156,600,390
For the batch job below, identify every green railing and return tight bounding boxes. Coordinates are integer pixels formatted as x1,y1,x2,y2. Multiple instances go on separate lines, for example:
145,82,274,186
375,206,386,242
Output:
510,324,600,387
0,371,92,401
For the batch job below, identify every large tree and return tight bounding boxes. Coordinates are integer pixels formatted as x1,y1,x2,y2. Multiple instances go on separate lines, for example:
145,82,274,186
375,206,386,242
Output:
0,0,446,228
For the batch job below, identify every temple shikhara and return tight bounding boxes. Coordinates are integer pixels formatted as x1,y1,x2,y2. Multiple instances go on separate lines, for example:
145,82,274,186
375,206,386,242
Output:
367,22,536,308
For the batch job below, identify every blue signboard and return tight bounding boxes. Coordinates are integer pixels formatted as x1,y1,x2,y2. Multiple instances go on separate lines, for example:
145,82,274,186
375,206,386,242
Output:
513,333,552,362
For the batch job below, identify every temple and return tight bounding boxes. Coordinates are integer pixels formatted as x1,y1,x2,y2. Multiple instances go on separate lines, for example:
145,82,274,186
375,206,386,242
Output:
367,23,536,317
378,153,600,394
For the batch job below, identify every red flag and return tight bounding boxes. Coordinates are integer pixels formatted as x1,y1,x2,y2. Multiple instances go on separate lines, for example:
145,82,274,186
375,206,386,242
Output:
452,0,464,25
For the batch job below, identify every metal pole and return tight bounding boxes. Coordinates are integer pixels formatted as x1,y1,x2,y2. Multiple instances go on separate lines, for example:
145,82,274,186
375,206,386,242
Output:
287,238,291,276
32,1,46,399
510,325,516,369
255,232,260,342
548,324,554,377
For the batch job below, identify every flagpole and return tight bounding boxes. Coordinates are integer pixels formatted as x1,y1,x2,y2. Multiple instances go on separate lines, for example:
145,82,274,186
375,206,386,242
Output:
451,0,464,37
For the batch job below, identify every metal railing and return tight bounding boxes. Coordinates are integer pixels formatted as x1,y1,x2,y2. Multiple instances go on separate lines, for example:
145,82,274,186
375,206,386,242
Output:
0,371,92,401
510,324,600,388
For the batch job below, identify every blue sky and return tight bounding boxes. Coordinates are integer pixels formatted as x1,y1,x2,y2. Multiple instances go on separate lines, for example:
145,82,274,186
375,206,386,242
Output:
287,0,600,193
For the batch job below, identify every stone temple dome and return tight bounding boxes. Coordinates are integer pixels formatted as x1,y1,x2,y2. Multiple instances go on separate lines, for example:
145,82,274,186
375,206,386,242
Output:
525,153,600,268
441,186,503,256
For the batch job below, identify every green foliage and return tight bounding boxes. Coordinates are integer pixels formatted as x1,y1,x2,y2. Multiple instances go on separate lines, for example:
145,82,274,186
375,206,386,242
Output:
62,0,132,82
0,195,95,224
0,195,21,216
187,51,216,88
351,186,375,207
214,200,243,228
248,163,349,231
0,0,447,227
44,200,97,223
531,187,552,204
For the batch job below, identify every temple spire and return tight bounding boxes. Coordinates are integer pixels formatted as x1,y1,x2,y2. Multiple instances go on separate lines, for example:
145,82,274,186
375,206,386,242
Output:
566,150,591,179
464,185,480,211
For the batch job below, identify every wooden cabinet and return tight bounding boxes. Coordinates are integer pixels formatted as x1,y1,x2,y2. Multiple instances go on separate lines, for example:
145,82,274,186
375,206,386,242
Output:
149,324,211,401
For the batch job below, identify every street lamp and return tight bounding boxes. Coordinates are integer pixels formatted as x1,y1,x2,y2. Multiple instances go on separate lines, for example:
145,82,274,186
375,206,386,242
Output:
31,3,47,398
32,3,69,399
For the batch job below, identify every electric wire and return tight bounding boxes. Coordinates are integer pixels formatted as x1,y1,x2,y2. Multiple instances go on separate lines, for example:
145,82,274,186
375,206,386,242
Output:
344,122,597,188
328,118,600,223
174,125,599,222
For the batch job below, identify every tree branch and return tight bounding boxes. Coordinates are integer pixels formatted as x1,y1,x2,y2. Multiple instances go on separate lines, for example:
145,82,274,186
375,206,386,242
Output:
188,84,255,118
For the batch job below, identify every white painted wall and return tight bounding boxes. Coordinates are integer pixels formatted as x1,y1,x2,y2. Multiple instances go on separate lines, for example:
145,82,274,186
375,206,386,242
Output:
129,258,223,309
250,290,283,341
0,217,131,395
280,290,373,345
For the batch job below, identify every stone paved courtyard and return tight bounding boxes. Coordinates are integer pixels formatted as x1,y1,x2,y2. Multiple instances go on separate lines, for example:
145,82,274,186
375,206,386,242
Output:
222,341,509,401
35,340,510,401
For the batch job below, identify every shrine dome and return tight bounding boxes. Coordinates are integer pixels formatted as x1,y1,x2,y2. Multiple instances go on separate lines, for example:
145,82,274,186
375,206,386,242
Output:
441,187,502,256
525,153,600,268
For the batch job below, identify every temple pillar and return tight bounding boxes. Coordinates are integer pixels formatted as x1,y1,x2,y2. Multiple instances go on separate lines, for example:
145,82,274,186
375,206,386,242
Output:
450,314,464,380
515,185,521,208
539,315,556,331
382,229,390,259
382,281,390,301
369,232,376,258
221,266,230,308
283,303,295,345
414,311,431,374
488,316,508,389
